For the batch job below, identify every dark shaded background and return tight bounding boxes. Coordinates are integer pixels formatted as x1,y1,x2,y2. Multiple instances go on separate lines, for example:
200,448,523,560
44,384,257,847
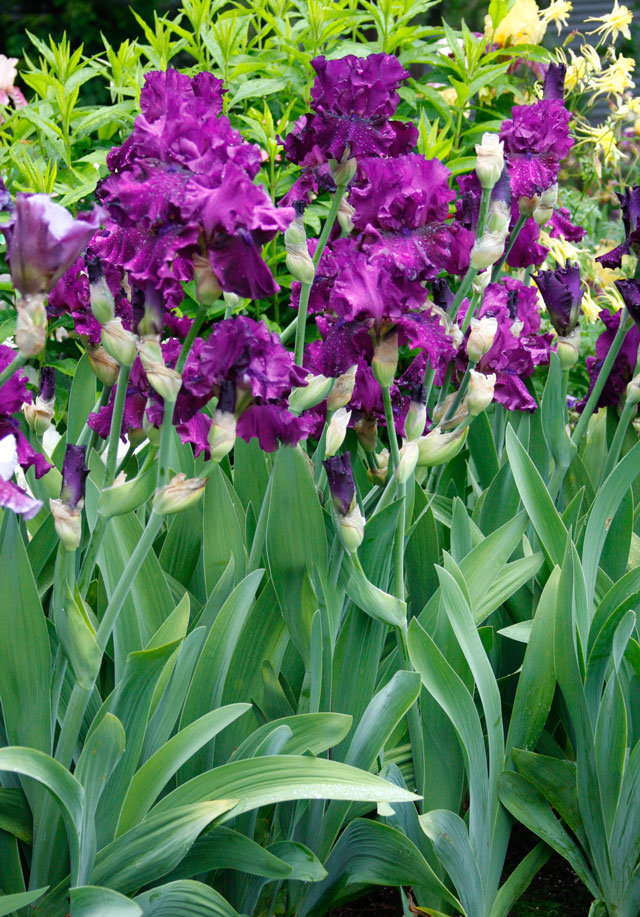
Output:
1,0,487,60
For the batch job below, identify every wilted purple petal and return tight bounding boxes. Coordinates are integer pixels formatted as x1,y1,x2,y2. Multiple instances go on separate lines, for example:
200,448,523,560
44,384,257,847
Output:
323,453,356,515
543,63,566,101
615,278,640,328
60,444,88,508
534,263,582,336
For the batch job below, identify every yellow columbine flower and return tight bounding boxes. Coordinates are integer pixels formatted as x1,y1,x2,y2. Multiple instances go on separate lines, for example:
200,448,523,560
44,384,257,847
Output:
540,0,572,33
539,230,580,267
578,122,622,165
586,0,633,44
592,54,635,97
484,0,547,47
601,284,626,312
558,45,601,91
581,287,600,324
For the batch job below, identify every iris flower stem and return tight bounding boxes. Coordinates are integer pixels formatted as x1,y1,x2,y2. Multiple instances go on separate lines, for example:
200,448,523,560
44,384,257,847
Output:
446,188,492,322
491,213,527,281
77,365,130,597
293,183,349,364
156,395,177,490
176,300,213,375
76,385,112,450
571,310,631,448
104,363,131,490
443,360,477,424
601,397,637,485
0,353,26,390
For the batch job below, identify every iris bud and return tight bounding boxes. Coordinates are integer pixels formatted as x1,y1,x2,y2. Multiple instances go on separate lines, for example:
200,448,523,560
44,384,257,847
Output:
432,392,468,430
405,384,427,441
372,331,398,389
466,370,496,416
626,373,640,405
396,440,419,483
49,500,83,551
137,339,182,403
557,327,581,370
367,449,389,486
467,316,498,362
23,397,54,437
417,426,468,467
475,133,505,190
98,463,157,518
325,407,351,458
533,185,559,227
487,200,511,235
337,198,355,235
102,318,137,368
470,232,506,269
288,372,334,414
285,216,316,285
472,270,491,296
338,503,365,553
87,256,115,325
208,410,237,463
330,156,357,186
327,364,357,411
153,473,208,515
518,194,540,216
88,346,120,387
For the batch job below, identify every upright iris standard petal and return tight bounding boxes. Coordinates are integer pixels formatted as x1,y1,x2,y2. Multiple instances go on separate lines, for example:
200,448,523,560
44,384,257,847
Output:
60,444,89,509
543,62,567,100
533,263,583,336
0,194,102,295
323,453,356,516
596,185,640,269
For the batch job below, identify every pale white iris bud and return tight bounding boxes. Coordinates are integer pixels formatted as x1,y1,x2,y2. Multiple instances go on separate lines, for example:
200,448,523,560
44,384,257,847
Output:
193,252,222,306
288,373,334,414
285,217,316,285
416,427,468,467
88,347,119,386
325,407,351,457
23,397,54,437
338,502,365,553
475,133,505,190
137,339,182,403
371,332,398,389
208,410,237,463
467,316,498,362
337,197,355,235
466,370,496,416
102,318,137,368
49,500,82,551
557,327,581,370
153,473,208,515
472,270,491,296
470,232,507,270
396,440,419,483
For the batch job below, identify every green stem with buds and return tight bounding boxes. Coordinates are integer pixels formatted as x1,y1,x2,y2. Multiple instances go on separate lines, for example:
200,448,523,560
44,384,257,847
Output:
442,360,476,425
289,183,349,358
0,353,26,390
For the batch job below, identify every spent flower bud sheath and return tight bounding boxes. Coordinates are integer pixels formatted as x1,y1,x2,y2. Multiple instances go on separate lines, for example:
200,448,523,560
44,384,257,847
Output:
470,231,507,269
208,380,237,463
193,251,222,306
88,347,120,387
327,365,357,411
50,444,88,551
288,373,334,414
137,338,182,403
405,383,427,441
396,440,419,483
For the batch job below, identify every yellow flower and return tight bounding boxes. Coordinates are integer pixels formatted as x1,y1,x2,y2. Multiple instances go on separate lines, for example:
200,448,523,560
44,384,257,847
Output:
592,53,635,97
594,241,627,287
539,231,580,267
586,0,633,44
581,288,600,324
557,45,601,92
577,122,622,165
484,0,547,47
438,86,458,106
540,0,572,33
601,284,626,312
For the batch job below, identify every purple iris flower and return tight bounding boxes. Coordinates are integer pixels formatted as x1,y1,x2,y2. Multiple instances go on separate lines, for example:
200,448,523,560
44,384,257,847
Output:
60,444,88,509
596,186,640,269
48,255,132,345
549,207,586,242
349,155,474,280
615,278,640,328
283,54,417,170
578,309,640,411
323,453,356,515
533,263,583,336
0,344,52,479
543,63,566,101
92,68,292,315
456,278,553,412
0,194,102,296
500,100,573,200
39,366,55,402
